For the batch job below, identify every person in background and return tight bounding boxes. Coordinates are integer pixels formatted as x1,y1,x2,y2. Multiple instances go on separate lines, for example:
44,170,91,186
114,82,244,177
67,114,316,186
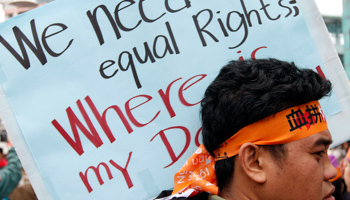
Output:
329,154,347,199
156,58,337,200
0,138,22,199
340,147,350,199
329,142,350,164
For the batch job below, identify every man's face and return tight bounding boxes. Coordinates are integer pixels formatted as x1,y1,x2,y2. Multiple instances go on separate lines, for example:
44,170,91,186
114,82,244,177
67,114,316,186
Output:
266,130,336,200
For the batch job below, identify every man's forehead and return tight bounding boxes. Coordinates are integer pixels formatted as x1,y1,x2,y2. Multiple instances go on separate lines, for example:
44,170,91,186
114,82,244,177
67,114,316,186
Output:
287,130,332,149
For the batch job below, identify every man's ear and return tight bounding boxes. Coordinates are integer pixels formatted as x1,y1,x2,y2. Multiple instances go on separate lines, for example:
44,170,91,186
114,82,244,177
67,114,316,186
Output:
238,143,267,184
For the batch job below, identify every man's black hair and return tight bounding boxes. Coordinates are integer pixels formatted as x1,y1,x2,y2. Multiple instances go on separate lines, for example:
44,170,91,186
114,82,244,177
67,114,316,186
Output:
201,58,332,190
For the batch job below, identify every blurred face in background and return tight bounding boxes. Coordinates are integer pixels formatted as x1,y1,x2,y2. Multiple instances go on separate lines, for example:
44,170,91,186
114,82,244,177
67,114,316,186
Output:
342,158,350,192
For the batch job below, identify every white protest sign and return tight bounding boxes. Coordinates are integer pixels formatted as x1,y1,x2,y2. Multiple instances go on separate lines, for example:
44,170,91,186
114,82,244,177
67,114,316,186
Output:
0,0,349,199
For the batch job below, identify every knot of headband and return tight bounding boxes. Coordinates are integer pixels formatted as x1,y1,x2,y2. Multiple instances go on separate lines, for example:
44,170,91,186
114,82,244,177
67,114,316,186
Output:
165,100,328,199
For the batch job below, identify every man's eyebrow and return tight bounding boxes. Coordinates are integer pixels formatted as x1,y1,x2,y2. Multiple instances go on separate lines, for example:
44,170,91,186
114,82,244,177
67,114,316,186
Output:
313,138,333,147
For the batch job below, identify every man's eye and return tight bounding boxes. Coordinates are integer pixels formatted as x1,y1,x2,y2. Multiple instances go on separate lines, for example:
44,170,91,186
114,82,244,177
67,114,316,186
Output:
314,151,325,157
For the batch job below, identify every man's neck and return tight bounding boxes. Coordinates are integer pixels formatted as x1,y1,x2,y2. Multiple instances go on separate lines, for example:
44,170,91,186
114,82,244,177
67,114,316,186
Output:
220,177,262,200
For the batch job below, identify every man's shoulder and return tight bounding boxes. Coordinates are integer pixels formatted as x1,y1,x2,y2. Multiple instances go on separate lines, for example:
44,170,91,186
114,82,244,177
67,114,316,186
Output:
208,194,225,200
155,190,225,200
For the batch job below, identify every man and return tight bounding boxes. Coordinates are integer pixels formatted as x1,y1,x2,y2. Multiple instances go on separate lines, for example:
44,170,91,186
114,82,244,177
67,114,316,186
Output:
156,58,337,200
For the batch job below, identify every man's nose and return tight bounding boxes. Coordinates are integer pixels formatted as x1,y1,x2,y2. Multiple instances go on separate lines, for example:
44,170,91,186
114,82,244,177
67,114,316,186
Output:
324,156,338,181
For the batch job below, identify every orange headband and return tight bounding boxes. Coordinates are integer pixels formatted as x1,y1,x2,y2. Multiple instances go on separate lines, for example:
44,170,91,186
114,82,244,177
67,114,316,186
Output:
170,100,328,198
214,100,327,161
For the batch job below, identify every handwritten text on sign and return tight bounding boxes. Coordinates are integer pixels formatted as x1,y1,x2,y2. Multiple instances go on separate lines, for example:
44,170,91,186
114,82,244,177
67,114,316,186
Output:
0,0,298,89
